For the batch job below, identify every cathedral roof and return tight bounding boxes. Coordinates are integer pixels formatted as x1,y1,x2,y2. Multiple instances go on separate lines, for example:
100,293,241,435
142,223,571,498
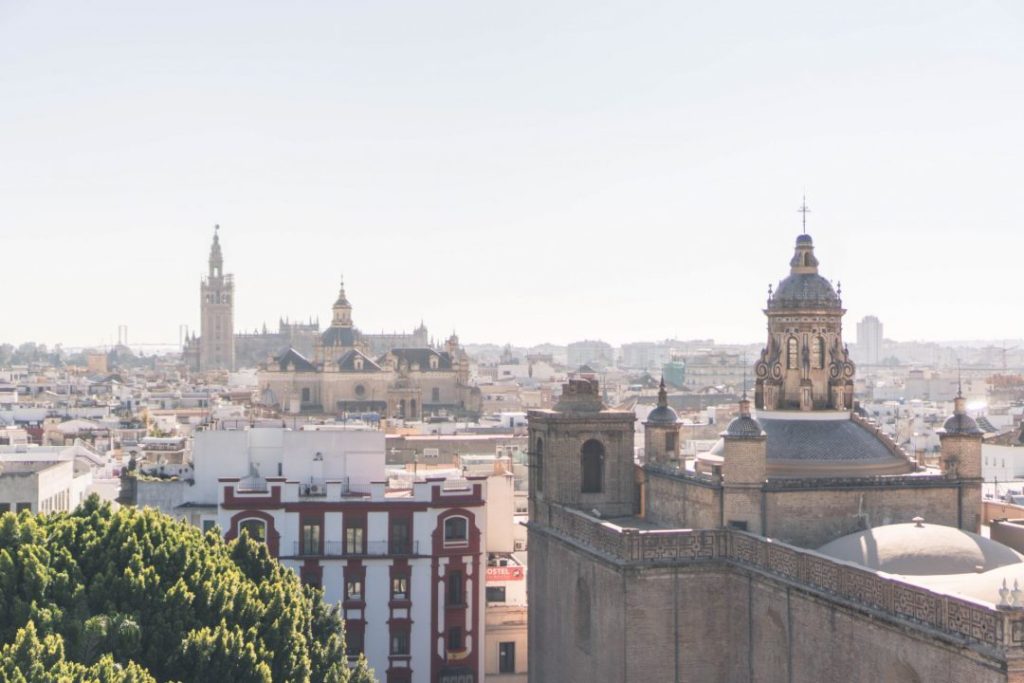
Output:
381,348,452,371
709,413,913,475
273,347,316,372
336,350,382,372
321,326,358,348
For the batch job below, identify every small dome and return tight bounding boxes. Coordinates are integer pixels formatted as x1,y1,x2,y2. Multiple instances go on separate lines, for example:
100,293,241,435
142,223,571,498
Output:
818,522,1024,576
795,233,814,245
769,273,840,310
725,414,764,438
941,413,982,436
646,404,679,425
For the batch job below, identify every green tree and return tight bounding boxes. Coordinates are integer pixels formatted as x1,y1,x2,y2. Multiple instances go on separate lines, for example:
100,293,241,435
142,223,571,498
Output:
0,498,375,683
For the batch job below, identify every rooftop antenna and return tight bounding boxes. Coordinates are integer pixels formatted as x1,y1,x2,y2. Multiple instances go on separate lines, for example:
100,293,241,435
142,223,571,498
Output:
798,195,811,235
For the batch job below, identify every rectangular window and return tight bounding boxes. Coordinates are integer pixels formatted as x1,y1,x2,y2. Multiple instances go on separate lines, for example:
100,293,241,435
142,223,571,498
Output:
391,575,409,600
345,579,363,601
301,387,311,402
301,519,321,555
447,571,464,606
431,388,440,402
448,627,463,651
486,586,506,603
390,629,410,656
0,503,10,513
499,641,516,673
389,515,411,555
345,526,365,555
728,520,748,531
16,503,30,513
665,431,676,452
202,519,215,534
346,624,364,657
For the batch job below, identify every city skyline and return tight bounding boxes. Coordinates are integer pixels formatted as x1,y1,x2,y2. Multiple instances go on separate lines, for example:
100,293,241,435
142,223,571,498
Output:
3,1,1023,347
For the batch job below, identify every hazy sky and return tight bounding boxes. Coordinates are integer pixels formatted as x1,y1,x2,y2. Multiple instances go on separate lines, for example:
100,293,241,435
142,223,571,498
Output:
2,1,1022,349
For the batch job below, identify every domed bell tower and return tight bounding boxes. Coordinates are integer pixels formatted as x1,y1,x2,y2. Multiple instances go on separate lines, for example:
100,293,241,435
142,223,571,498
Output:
528,376,636,519
754,231,854,412
938,390,983,532
643,378,681,467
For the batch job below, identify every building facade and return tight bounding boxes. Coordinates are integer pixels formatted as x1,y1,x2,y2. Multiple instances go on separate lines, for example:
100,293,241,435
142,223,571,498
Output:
527,230,1003,683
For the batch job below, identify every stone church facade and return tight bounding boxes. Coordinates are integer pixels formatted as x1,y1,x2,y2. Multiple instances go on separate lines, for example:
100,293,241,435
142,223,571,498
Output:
258,279,481,419
528,233,1022,682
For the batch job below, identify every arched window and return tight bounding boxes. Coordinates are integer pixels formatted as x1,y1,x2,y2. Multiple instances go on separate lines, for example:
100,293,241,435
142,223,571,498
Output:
581,440,604,494
444,516,468,544
239,518,267,543
813,336,825,369
354,357,363,370
535,437,544,493
787,337,799,370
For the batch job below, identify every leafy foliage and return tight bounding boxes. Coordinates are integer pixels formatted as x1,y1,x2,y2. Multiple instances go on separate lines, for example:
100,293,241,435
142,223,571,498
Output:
0,498,375,683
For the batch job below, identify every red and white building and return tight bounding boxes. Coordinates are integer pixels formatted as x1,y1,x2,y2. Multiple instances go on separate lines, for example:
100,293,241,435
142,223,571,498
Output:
197,426,485,683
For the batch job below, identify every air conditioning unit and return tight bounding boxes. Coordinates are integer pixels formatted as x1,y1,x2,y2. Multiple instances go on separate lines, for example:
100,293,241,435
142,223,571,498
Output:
423,448,439,459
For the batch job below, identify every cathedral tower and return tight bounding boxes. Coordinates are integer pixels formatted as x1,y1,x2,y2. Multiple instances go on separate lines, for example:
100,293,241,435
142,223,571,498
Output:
643,378,681,467
199,225,235,371
754,232,855,411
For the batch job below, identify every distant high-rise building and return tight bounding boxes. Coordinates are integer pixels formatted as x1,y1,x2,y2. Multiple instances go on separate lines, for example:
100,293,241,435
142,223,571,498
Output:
566,340,614,370
199,225,235,372
857,315,883,367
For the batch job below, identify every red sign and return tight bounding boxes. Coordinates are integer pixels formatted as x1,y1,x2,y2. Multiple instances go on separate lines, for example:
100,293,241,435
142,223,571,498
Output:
486,566,524,582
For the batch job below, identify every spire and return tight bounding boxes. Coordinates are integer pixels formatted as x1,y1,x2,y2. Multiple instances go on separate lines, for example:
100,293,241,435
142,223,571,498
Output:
333,275,350,308
657,376,668,408
208,224,223,278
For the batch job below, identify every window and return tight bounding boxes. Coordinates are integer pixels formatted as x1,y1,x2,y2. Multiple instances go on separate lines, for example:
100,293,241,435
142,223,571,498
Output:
787,337,799,370
665,431,677,452
391,575,409,600
430,356,439,370
301,387,311,402
345,525,365,555
301,569,321,588
432,387,440,402
814,336,826,369
354,357,363,370
390,629,410,656
448,627,463,651
202,519,216,534
346,625,364,657
390,516,411,555
0,503,9,513
581,440,604,494
301,518,321,555
345,579,363,601
486,586,506,603
447,571,464,606
535,437,544,493
239,518,266,543
499,642,516,673
355,384,366,397
16,502,31,513
444,517,468,544
728,520,749,531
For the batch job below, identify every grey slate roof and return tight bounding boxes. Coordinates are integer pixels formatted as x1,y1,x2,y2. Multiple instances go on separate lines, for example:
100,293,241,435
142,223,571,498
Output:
758,417,900,462
382,348,453,371
321,326,358,348
941,413,983,436
725,415,765,438
336,350,382,372
769,273,840,310
273,348,316,372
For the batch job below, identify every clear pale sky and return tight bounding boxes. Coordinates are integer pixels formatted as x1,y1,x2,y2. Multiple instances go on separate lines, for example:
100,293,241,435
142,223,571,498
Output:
2,1,1022,349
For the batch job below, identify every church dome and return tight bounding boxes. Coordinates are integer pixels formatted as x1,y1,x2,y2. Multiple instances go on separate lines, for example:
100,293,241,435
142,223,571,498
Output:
725,415,764,437
939,396,983,436
769,273,840,309
817,521,1024,576
768,234,841,311
645,378,679,425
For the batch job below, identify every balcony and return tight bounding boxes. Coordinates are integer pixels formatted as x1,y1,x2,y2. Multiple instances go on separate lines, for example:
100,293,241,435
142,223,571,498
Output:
291,540,419,557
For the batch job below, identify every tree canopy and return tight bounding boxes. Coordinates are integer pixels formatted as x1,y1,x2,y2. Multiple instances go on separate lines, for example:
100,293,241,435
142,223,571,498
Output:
0,497,375,683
